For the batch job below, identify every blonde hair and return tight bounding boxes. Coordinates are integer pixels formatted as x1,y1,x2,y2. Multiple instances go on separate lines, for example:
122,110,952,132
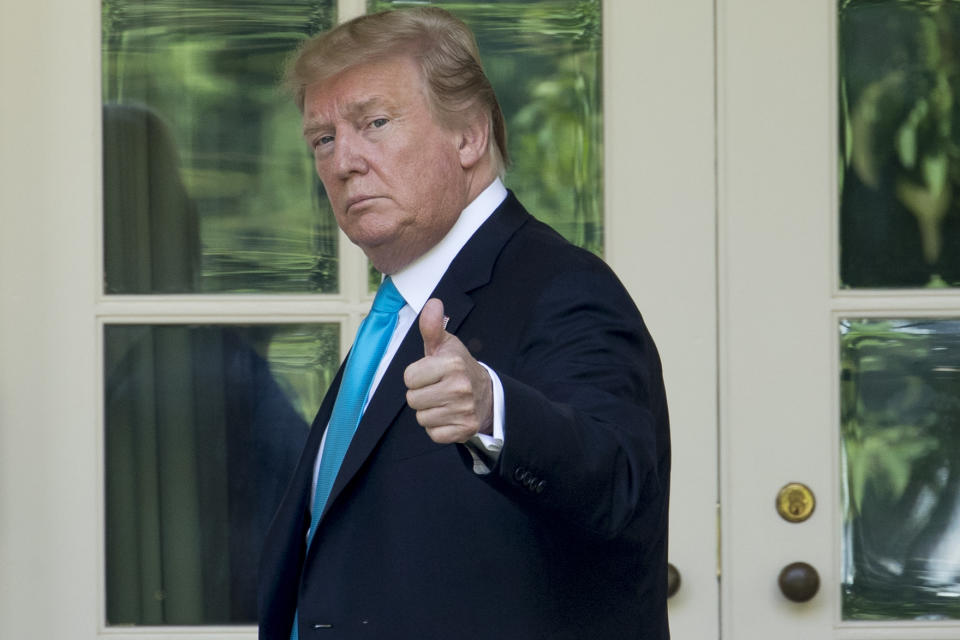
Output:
284,7,508,173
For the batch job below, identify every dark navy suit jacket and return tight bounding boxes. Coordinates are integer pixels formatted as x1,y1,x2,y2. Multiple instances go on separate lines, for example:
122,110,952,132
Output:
258,193,671,639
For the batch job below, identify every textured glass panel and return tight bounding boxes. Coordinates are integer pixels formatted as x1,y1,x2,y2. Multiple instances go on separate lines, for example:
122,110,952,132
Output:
369,0,604,255
841,318,960,620
839,1,960,288
102,1,338,293
104,323,338,625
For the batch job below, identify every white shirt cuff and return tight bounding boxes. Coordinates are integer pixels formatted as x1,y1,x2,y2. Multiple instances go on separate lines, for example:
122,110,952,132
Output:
466,362,505,474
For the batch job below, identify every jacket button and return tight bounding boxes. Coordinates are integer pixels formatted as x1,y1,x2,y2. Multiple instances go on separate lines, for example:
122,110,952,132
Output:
513,466,526,482
534,480,546,494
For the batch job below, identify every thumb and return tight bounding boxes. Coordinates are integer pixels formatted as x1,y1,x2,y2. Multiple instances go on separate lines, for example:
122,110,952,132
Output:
419,298,447,356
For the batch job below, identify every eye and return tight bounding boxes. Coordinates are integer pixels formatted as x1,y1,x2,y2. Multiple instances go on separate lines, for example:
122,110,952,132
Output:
312,134,334,150
370,117,388,129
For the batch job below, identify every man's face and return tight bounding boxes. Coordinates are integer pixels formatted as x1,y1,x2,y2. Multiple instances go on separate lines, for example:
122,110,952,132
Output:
302,57,470,274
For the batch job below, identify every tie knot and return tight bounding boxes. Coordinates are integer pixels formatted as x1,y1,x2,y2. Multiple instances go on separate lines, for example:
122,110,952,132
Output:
371,277,405,314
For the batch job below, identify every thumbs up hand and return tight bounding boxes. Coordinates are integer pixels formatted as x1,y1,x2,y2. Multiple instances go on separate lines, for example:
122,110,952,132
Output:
404,298,493,444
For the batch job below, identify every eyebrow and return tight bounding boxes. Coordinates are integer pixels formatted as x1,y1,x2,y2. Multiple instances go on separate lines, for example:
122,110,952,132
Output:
302,96,392,139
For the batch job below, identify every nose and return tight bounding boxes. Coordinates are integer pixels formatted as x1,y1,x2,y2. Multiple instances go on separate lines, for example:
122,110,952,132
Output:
331,129,367,178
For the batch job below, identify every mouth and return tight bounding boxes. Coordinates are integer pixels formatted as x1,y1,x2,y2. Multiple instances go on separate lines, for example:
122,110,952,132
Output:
345,195,379,212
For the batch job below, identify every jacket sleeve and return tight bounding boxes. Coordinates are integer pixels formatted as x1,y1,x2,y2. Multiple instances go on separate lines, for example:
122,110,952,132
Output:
485,266,670,544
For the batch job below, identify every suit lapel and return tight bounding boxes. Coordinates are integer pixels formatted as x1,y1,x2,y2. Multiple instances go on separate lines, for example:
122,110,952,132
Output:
312,193,531,526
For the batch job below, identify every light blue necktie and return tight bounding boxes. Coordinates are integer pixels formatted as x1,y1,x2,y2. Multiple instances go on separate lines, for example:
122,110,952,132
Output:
291,277,405,640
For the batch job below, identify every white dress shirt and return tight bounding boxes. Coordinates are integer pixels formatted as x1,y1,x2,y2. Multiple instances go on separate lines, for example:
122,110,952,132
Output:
311,179,509,501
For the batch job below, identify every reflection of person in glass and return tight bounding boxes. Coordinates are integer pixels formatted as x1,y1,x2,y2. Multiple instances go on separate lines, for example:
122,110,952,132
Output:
260,8,670,639
103,103,200,294
103,104,308,624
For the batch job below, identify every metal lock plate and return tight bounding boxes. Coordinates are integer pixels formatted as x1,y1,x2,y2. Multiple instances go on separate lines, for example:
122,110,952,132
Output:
776,482,815,523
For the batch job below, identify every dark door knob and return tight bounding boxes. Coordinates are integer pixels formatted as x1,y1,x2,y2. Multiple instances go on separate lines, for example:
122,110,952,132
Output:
667,563,681,598
778,561,819,602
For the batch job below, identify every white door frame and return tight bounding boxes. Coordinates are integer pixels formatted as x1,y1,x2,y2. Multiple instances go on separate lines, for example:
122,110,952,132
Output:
606,2,718,638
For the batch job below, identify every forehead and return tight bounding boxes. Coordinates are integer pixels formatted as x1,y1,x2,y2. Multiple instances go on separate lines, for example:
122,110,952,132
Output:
302,57,427,123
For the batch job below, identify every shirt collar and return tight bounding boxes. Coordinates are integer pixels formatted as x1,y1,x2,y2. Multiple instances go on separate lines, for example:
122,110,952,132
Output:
390,178,507,313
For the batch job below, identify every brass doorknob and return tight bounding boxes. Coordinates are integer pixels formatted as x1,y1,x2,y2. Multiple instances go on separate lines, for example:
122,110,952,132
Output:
778,561,819,602
667,563,681,598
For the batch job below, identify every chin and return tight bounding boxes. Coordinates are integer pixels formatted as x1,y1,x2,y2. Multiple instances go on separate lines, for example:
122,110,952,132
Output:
363,252,402,276
350,235,396,273
362,240,425,275
342,224,389,249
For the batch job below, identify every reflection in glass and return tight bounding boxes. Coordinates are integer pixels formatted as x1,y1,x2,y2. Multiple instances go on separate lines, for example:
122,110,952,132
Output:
839,1,960,288
104,323,338,625
841,319,960,620
102,1,338,293
370,0,604,255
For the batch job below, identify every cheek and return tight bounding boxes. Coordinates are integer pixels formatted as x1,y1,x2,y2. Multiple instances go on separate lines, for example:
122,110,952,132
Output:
405,149,456,190
418,156,462,204
315,160,333,186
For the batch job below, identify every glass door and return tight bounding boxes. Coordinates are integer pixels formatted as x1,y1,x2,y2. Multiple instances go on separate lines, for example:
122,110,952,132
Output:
721,0,960,637
0,0,719,638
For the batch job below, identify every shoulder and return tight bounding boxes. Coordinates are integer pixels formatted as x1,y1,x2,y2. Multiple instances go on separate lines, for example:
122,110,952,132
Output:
490,195,634,310
494,193,618,278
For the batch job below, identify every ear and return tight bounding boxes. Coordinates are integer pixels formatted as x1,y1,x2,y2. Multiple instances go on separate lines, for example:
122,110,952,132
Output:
456,113,490,170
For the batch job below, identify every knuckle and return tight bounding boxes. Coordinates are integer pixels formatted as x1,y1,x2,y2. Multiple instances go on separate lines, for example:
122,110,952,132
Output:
441,354,465,371
415,409,430,427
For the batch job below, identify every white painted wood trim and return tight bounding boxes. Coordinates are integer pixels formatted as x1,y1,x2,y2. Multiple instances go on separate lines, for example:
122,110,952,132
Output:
605,1,719,638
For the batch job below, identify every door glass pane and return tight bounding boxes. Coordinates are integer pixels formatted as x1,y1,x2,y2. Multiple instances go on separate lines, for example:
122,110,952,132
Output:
840,318,960,620
839,0,960,288
369,0,604,255
104,323,338,625
102,1,338,294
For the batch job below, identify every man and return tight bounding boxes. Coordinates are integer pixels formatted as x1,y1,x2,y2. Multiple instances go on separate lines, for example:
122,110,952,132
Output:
259,7,670,639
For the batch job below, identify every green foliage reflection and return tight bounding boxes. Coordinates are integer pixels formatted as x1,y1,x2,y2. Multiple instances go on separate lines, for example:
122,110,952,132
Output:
840,318,960,619
839,0,960,288
102,0,338,293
